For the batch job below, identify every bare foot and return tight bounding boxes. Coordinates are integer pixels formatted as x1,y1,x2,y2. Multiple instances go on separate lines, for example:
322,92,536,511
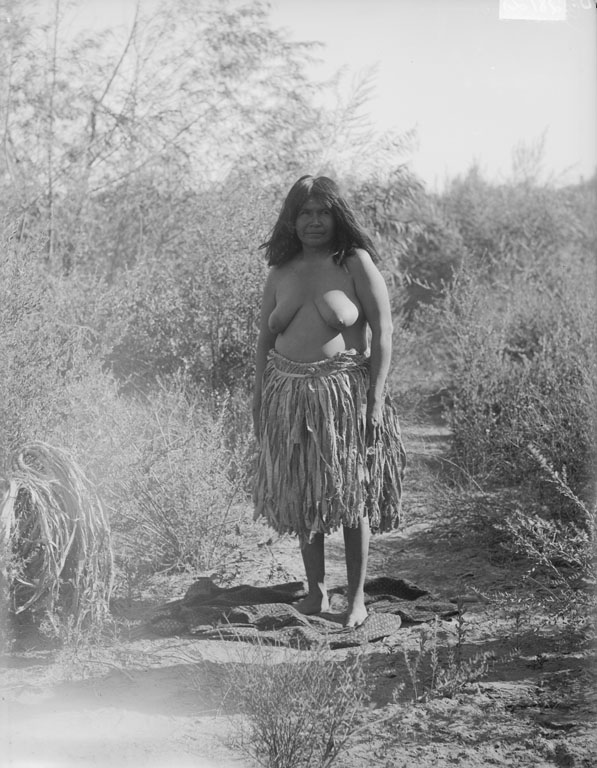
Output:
344,603,368,628
296,592,330,615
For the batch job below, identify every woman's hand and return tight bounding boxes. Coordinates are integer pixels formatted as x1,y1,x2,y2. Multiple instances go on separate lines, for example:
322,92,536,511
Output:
366,393,384,442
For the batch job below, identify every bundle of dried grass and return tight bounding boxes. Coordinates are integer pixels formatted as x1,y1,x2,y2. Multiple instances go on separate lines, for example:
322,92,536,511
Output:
0,442,114,634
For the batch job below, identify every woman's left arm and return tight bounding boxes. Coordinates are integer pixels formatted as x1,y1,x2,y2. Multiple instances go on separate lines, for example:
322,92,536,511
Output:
346,248,393,429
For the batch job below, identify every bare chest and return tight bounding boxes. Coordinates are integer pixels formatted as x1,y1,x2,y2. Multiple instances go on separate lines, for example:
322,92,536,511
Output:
269,260,361,334
276,261,355,303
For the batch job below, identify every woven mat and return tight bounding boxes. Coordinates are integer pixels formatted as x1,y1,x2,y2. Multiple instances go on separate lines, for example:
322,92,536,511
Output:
147,576,458,650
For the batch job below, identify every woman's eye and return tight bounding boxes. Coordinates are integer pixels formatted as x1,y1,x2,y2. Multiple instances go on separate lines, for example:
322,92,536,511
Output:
297,208,331,218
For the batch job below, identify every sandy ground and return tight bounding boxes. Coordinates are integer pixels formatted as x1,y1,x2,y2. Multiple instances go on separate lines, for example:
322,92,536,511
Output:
1,422,595,768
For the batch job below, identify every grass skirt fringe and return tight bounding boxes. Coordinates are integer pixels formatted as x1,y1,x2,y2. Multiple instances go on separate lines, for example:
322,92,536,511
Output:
253,350,406,543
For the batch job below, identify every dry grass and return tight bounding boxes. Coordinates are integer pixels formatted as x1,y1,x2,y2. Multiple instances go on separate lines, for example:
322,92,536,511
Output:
0,442,113,642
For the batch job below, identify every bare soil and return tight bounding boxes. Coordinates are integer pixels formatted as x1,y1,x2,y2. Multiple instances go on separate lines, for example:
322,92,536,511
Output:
1,422,595,768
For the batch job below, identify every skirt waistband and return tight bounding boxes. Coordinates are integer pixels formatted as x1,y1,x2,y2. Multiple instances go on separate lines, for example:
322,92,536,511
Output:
268,349,369,378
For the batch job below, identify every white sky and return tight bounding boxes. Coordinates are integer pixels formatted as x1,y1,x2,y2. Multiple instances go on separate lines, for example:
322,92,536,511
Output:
63,0,597,189
270,0,597,188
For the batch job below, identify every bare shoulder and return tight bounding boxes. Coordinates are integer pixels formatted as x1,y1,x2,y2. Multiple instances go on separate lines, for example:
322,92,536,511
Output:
344,249,391,321
271,260,297,277
265,263,286,288
344,248,382,281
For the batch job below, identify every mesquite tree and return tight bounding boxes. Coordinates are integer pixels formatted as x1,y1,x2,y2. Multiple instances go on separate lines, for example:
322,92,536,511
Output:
0,0,333,270
0,0,420,392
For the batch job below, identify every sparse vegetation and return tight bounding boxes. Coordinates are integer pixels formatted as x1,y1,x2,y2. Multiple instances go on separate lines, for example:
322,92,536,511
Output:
221,644,372,768
0,2,595,766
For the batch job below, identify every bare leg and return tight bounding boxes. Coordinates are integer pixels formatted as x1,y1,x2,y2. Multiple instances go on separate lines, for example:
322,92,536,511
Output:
296,533,330,615
343,518,370,627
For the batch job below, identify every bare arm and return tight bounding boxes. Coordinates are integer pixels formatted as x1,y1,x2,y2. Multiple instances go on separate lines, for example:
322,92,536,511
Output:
346,249,393,428
252,268,278,438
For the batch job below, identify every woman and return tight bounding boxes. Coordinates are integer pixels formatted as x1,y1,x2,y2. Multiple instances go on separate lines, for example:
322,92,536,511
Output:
252,175,406,628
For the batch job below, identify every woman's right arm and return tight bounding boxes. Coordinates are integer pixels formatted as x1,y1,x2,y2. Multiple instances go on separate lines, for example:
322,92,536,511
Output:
253,268,278,439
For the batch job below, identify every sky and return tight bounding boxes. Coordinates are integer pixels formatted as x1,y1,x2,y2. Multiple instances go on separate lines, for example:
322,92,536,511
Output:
66,0,596,189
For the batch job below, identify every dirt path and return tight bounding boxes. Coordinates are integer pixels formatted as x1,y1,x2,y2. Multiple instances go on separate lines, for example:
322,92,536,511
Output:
1,637,245,768
1,422,595,768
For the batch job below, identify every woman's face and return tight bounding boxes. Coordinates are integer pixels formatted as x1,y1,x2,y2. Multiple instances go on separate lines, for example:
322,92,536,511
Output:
294,197,335,250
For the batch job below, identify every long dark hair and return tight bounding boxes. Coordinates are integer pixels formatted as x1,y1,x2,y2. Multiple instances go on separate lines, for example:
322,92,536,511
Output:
260,175,379,267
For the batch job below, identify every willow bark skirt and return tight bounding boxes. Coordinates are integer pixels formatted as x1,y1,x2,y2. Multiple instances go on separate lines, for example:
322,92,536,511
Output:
253,349,406,543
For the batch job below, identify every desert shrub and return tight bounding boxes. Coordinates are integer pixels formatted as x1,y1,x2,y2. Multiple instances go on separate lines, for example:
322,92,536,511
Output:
387,172,595,422
99,260,211,387
436,258,595,512
495,447,596,630
442,165,584,278
499,509,594,629
101,378,247,583
99,178,271,393
222,644,371,768
396,194,466,290
22,358,251,590
350,166,423,268
387,308,451,421
399,614,492,702
28,359,250,590
566,174,597,254
195,180,270,392
0,225,252,592
345,171,465,323
0,224,103,467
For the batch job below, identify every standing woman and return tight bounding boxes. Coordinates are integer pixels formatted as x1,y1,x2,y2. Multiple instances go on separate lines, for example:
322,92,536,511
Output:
253,175,406,628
